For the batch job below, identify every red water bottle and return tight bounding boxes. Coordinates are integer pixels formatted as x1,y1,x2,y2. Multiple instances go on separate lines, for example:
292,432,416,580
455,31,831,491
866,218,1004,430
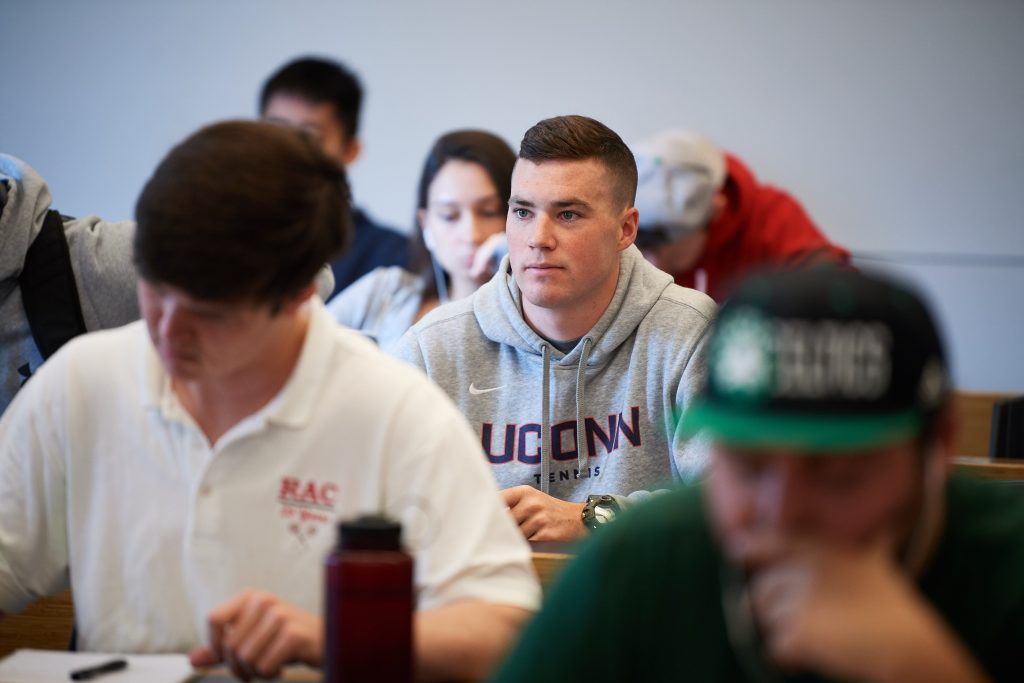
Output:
324,515,414,683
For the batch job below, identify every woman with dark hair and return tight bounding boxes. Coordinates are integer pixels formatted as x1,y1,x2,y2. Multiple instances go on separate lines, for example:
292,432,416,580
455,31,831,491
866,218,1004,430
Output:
328,129,515,350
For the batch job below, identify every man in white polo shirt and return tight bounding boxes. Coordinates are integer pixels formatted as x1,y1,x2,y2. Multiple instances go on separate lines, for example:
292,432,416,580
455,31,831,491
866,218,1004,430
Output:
0,121,539,681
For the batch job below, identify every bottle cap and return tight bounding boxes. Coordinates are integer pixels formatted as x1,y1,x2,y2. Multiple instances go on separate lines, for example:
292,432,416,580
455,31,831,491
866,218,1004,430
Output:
338,515,402,550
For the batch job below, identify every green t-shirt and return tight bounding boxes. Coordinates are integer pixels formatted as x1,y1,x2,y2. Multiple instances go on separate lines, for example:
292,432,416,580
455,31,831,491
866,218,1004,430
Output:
491,476,1024,683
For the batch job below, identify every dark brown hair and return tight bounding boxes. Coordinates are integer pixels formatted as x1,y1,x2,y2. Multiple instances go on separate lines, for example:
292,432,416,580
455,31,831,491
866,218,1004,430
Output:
259,56,363,140
409,129,516,299
518,115,638,209
134,120,351,307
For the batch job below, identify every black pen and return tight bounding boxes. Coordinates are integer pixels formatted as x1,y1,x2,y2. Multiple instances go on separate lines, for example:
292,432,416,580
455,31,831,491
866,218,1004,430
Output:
69,658,128,681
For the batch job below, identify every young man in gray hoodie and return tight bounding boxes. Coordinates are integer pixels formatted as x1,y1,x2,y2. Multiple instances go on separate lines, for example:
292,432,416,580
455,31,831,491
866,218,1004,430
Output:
395,115,716,542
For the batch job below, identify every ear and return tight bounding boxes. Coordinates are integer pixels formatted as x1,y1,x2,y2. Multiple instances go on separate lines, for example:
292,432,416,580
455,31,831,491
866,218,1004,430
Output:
340,136,363,167
712,190,728,217
929,402,959,479
618,206,640,251
280,281,318,315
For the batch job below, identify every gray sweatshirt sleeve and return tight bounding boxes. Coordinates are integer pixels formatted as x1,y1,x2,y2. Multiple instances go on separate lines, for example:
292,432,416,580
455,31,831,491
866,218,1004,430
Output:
327,269,376,329
609,490,666,510
63,216,139,331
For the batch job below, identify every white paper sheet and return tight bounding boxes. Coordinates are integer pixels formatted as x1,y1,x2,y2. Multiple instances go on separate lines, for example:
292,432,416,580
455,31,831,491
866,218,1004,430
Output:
0,649,193,683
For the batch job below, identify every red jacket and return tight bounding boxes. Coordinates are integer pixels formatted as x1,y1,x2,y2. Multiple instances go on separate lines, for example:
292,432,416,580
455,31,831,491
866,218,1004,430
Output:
672,154,850,301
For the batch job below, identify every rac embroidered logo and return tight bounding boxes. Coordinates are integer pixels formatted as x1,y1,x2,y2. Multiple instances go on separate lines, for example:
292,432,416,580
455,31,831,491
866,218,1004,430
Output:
469,383,505,395
278,476,339,546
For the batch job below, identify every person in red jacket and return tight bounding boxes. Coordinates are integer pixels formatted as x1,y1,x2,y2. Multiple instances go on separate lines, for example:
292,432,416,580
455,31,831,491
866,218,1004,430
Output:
632,130,850,302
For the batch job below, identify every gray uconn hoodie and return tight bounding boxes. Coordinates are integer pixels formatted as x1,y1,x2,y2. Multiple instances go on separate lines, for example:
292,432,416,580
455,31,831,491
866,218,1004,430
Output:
0,154,137,414
395,244,716,505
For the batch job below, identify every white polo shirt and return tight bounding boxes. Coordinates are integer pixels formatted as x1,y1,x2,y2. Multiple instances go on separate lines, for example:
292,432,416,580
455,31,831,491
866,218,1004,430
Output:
0,299,540,653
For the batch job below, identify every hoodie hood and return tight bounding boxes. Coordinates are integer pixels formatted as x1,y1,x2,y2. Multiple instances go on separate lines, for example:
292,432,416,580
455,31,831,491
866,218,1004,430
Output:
700,153,757,258
682,153,849,301
0,154,52,282
474,244,675,366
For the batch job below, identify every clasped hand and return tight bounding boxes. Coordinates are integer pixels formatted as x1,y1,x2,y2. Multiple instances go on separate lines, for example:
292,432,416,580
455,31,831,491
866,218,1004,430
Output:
501,485,586,541
736,533,977,683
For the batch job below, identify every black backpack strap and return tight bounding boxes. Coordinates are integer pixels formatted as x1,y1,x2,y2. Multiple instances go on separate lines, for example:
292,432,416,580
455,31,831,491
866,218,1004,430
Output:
19,209,88,359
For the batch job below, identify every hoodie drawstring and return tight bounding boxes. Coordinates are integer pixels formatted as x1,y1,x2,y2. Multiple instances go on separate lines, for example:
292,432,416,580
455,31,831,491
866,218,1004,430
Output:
575,337,593,481
539,343,551,494
538,338,593,494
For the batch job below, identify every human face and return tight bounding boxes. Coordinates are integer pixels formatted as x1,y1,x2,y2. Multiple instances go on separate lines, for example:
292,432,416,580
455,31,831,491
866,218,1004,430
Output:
639,229,708,276
263,93,360,167
138,280,290,383
507,158,637,325
420,159,506,286
705,442,923,565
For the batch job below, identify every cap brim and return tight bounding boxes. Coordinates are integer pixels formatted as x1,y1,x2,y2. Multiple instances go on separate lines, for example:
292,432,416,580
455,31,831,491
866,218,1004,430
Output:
680,400,922,452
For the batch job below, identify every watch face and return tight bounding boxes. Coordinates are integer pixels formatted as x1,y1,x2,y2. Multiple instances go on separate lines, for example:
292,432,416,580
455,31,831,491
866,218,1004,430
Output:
585,495,619,529
594,504,617,525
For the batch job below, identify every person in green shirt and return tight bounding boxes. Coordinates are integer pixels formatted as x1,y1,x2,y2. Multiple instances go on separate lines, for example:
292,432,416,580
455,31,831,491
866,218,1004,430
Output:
492,268,1023,683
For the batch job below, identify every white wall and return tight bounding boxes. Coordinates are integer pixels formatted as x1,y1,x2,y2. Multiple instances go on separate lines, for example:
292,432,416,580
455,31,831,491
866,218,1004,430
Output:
3,0,1022,390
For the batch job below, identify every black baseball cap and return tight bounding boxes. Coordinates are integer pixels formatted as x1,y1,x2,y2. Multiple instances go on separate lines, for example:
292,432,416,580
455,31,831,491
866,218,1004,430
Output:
681,269,950,452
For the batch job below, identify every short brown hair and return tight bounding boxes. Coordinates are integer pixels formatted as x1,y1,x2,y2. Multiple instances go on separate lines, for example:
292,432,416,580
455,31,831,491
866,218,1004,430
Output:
134,120,351,307
518,115,638,209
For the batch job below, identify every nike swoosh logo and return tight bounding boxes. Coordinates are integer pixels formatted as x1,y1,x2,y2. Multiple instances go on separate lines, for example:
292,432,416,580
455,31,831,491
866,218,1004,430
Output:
469,383,505,395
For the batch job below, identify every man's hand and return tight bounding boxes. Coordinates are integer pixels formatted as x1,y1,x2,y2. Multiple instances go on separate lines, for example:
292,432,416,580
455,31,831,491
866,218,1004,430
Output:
740,535,989,683
500,485,586,541
188,589,323,681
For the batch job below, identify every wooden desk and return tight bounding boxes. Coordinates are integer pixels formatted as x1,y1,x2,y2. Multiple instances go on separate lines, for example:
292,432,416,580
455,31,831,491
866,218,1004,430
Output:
953,391,1018,459
953,456,1024,482
0,590,74,659
529,541,576,594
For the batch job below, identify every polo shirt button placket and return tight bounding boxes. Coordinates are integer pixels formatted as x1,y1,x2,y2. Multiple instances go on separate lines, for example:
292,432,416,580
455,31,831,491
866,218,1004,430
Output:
192,454,223,551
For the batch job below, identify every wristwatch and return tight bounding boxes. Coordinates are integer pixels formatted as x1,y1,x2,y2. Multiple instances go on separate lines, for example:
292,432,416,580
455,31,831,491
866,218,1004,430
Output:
581,494,620,531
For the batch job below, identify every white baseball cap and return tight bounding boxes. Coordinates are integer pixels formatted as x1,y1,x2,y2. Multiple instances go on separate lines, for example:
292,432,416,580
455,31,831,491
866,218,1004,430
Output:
632,129,727,241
